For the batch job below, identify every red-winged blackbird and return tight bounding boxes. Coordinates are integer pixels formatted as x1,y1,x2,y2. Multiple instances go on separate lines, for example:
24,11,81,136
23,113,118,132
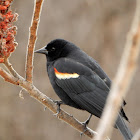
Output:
35,39,133,140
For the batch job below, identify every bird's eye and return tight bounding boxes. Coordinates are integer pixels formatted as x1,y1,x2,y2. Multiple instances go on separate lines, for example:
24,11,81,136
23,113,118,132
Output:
51,47,55,51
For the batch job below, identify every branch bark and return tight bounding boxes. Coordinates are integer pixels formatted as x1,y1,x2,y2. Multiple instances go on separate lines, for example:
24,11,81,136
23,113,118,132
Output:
26,0,44,83
94,0,140,140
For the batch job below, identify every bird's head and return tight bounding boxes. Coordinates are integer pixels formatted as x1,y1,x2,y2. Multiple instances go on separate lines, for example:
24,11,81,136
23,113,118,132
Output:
35,39,78,61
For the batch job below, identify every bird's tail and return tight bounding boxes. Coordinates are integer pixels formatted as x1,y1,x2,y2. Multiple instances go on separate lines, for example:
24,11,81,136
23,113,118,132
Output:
116,114,133,140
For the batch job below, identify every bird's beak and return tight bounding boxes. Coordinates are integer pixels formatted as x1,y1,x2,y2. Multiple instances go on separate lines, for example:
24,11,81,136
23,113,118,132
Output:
34,47,47,54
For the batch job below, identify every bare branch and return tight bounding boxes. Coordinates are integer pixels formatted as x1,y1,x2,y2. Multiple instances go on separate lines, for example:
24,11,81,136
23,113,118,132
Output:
0,67,19,85
0,66,97,138
132,129,140,140
26,0,44,83
21,81,97,138
94,0,140,140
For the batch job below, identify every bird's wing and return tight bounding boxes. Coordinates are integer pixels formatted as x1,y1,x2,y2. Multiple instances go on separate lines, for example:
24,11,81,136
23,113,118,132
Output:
53,58,109,118
78,53,127,106
88,56,112,88
68,48,112,88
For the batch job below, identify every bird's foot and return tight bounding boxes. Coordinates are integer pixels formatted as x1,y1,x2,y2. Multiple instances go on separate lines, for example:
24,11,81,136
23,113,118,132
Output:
53,100,63,117
80,114,92,136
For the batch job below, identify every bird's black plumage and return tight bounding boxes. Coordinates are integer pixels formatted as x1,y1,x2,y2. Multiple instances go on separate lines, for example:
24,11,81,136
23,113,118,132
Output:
35,39,133,140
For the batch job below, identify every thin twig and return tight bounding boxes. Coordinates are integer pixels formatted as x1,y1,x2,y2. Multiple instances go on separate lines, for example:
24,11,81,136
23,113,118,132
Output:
94,0,140,140
0,67,97,138
4,58,20,78
19,88,25,99
0,67,19,85
26,0,44,83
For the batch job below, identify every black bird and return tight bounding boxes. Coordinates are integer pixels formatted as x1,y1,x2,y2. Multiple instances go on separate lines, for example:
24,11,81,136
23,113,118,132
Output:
35,39,133,140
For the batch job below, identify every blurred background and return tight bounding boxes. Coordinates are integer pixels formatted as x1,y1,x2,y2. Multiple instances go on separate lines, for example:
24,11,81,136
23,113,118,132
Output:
0,0,139,140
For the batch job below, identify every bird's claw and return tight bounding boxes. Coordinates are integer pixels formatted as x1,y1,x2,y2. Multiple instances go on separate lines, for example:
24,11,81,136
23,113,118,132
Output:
80,114,92,137
52,100,63,117
80,122,88,137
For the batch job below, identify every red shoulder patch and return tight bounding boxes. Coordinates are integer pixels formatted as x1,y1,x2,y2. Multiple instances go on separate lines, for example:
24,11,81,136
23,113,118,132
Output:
54,68,79,79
